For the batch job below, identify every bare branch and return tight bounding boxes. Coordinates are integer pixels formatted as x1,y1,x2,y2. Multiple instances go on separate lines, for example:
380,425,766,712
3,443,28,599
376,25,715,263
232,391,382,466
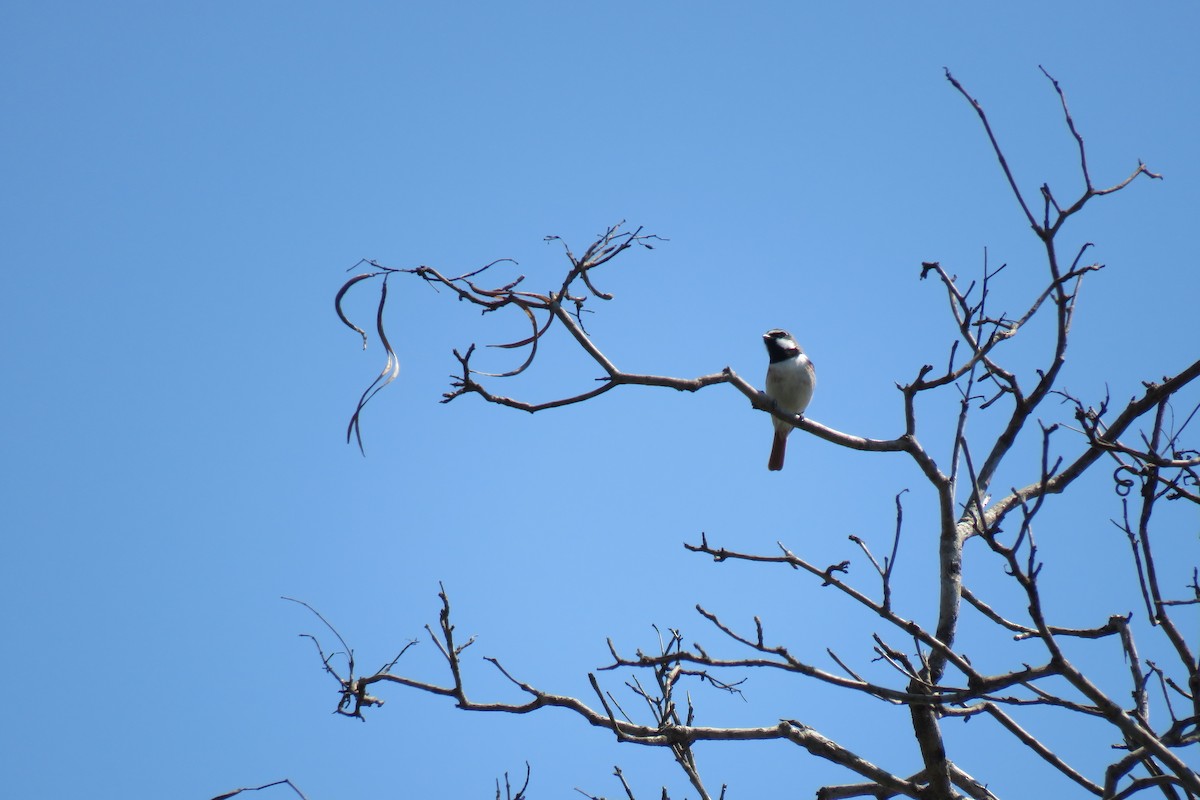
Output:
210,779,310,800
943,70,1039,235
981,703,1103,794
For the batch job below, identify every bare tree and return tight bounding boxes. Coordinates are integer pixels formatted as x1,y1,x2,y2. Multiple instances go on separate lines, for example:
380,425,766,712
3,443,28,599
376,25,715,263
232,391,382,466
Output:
314,69,1198,799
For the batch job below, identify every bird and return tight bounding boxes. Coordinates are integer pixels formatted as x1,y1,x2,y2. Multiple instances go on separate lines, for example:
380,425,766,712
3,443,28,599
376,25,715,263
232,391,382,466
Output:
763,329,816,471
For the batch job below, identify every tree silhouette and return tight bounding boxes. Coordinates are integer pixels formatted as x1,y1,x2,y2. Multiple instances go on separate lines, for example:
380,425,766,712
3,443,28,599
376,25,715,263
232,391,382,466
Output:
311,69,1196,800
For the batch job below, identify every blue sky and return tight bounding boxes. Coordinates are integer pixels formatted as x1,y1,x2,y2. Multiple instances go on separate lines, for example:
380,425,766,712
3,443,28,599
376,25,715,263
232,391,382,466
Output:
3,3,1198,798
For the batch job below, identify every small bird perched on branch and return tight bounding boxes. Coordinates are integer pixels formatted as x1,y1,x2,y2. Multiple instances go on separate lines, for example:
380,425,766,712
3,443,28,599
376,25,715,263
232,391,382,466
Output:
763,329,816,471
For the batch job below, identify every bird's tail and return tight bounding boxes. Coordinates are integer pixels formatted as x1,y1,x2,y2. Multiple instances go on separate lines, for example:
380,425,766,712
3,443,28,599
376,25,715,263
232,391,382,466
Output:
768,430,788,471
